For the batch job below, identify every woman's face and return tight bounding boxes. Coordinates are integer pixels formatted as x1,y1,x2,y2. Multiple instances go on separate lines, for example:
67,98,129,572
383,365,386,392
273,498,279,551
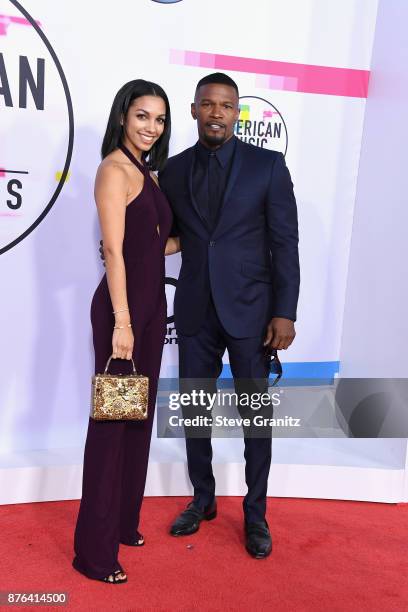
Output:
123,95,166,153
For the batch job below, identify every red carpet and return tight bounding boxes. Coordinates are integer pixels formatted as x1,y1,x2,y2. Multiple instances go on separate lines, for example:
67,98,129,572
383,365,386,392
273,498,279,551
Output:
0,497,406,611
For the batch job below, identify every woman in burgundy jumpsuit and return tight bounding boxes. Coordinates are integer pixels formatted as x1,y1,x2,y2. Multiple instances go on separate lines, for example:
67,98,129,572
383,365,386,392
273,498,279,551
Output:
72,80,175,584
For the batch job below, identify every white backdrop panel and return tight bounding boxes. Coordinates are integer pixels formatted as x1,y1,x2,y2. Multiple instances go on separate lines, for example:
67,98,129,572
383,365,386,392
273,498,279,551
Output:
0,1,378,477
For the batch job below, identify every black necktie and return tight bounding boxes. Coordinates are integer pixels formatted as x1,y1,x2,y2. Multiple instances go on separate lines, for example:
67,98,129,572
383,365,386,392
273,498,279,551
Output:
208,151,218,228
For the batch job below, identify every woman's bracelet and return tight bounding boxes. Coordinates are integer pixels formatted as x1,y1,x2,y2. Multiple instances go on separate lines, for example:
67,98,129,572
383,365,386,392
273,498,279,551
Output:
113,308,129,315
114,323,132,329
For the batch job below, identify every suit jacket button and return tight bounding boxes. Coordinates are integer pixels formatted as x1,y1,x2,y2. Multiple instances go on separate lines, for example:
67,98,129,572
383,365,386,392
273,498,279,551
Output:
209,241,216,247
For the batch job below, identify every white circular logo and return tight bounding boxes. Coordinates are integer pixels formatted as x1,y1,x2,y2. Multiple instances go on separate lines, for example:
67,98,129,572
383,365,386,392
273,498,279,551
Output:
235,96,288,155
0,0,73,254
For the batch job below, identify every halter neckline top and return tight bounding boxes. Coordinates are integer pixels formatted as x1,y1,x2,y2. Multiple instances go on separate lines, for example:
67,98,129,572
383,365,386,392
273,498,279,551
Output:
118,143,148,174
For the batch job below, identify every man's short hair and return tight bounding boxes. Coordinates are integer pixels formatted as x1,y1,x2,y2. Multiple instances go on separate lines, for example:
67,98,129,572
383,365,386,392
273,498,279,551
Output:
195,72,239,97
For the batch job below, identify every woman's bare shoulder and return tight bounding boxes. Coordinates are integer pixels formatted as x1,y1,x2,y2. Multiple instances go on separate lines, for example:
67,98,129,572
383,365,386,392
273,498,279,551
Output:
96,151,133,189
98,152,128,178
95,162,129,204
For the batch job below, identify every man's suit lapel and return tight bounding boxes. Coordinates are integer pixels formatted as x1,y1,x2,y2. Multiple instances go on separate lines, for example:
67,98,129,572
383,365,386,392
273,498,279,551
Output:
213,138,244,238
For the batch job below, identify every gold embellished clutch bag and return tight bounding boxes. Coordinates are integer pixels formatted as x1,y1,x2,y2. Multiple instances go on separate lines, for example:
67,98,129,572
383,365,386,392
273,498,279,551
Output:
90,356,149,421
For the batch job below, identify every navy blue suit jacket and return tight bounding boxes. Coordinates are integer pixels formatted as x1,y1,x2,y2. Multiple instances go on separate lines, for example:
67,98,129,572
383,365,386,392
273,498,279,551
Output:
159,137,300,338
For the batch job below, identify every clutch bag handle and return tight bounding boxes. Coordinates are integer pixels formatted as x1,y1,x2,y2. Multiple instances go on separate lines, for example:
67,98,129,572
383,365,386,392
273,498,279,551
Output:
104,355,137,375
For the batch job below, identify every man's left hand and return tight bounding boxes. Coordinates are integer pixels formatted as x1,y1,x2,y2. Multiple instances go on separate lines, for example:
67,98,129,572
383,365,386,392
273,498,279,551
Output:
263,317,296,350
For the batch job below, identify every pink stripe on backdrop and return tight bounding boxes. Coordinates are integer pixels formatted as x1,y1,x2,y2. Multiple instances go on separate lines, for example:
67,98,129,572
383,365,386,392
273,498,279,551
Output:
0,212,22,217
170,50,370,98
0,14,41,36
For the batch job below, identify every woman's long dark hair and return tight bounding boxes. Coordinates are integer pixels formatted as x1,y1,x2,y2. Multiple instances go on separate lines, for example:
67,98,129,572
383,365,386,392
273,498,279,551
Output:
101,79,171,171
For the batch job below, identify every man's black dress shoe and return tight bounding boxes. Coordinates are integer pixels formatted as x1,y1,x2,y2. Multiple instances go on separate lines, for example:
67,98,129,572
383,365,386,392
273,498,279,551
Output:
170,500,217,536
245,520,272,558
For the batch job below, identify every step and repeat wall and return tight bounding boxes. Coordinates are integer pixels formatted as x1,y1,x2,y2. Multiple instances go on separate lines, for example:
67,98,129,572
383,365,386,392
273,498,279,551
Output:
0,1,378,471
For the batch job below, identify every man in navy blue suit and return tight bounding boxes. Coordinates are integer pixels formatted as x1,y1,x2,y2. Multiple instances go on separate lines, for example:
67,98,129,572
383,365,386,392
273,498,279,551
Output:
159,73,300,558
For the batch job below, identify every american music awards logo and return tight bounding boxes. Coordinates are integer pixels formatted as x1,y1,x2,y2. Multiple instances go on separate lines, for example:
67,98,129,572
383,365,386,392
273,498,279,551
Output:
165,277,178,344
235,96,288,156
0,0,73,255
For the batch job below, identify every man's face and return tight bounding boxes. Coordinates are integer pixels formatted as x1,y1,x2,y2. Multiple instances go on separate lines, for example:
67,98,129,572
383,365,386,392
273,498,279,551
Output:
191,83,240,148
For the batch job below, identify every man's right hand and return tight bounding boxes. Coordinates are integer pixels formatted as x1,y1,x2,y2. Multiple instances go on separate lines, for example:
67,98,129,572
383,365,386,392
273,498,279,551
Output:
99,239,106,266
